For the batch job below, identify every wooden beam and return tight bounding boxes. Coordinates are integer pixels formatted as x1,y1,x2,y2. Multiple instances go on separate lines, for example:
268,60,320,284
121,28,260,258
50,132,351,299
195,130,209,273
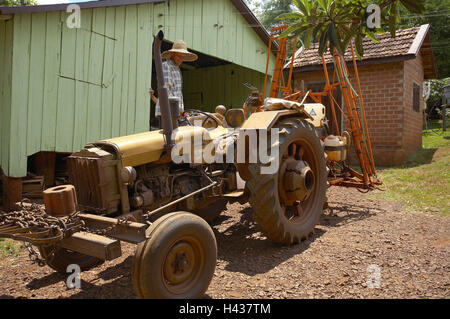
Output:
408,24,429,56
60,231,122,261
2,176,22,212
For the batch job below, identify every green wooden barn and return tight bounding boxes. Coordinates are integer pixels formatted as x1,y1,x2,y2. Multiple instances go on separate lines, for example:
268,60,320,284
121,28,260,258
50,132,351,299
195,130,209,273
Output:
0,0,276,207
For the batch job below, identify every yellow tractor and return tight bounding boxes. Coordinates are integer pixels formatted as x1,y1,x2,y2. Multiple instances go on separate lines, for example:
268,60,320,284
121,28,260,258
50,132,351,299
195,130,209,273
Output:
52,31,328,298
2,29,375,299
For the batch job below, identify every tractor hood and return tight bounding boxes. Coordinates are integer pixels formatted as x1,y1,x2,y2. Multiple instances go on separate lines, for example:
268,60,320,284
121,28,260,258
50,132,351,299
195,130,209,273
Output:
93,125,229,167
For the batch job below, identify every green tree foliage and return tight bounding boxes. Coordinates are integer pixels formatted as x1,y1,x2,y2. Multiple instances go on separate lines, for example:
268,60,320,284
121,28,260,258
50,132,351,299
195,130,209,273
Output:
397,0,450,78
0,0,37,5
276,0,425,58
426,78,450,111
244,0,264,17
259,0,294,29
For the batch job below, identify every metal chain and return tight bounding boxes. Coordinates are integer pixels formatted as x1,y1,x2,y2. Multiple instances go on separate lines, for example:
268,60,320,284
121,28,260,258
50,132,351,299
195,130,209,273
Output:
0,200,132,266
82,215,133,236
0,200,77,266
0,200,134,237
0,200,69,231
24,242,47,267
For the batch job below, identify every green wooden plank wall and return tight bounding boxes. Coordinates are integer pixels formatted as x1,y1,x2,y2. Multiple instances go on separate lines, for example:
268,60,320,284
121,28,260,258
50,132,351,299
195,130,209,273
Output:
154,0,275,75
5,4,153,177
2,0,275,177
0,19,13,176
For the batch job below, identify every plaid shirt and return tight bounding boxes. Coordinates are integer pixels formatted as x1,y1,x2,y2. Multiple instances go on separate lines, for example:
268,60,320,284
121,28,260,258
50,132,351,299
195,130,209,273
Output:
155,59,184,116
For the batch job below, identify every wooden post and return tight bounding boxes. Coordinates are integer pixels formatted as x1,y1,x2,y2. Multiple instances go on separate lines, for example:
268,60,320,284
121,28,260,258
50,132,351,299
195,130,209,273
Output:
32,151,56,188
2,175,22,212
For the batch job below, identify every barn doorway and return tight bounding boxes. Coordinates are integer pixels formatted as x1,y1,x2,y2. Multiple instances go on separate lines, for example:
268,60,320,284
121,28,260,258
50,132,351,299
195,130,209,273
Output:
149,41,231,129
149,41,268,130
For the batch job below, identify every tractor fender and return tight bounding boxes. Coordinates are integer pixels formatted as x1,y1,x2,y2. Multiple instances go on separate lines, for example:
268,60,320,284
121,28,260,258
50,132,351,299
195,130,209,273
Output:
240,109,312,130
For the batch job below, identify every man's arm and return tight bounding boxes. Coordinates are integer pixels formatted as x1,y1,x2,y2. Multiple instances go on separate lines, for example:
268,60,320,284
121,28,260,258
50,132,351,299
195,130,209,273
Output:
149,88,158,104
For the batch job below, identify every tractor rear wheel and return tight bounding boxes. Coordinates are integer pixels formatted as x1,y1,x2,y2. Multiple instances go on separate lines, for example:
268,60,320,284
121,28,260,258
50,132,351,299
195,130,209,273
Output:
246,118,327,244
132,212,217,299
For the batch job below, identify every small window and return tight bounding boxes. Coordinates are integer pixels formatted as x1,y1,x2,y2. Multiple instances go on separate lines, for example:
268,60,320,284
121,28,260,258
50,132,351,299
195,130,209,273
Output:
413,82,420,112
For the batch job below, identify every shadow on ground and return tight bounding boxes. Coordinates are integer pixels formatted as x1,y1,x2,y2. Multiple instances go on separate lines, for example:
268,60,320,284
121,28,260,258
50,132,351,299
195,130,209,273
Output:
2,198,386,298
211,200,381,276
26,272,65,290
322,200,380,227
66,257,136,299
23,257,136,298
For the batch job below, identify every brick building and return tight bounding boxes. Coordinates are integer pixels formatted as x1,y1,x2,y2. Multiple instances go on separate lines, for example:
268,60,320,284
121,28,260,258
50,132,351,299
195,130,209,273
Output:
290,24,437,166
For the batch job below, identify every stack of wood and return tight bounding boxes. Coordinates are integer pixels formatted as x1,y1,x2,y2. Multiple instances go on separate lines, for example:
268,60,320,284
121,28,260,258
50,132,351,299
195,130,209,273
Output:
22,174,45,199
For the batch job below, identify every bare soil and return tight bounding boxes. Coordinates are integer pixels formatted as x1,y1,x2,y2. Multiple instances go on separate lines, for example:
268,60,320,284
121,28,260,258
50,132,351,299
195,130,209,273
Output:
0,187,448,299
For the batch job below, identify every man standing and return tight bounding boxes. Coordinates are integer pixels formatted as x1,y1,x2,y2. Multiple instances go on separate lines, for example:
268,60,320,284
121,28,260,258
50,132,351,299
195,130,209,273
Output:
150,39,198,124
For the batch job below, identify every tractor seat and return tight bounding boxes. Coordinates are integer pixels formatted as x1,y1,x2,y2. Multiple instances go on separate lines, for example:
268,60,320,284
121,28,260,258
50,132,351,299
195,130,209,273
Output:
224,109,245,128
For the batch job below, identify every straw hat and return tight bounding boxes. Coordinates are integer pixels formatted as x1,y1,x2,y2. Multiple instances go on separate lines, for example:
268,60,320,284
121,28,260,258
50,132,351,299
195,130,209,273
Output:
162,40,198,62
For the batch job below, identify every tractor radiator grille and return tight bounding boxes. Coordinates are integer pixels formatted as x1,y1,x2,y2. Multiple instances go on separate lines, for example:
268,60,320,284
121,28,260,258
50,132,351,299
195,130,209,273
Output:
67,156,109,213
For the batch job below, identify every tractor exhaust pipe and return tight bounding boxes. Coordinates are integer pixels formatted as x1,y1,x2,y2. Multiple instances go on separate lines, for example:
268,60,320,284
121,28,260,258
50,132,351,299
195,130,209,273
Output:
153,30,174,147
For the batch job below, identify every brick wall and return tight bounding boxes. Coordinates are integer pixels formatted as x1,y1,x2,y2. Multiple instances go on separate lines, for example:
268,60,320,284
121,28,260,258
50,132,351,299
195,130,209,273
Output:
292,58,424,166
403,53,424,156
352,62,405,166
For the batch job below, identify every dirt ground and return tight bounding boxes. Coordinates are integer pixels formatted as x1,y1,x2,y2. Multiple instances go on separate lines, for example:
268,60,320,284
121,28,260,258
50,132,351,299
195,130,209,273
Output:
0,187,448,299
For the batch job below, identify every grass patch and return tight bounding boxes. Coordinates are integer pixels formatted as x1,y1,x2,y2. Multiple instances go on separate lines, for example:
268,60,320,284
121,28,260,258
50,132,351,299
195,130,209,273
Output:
0,238,24,258
372,128,450,216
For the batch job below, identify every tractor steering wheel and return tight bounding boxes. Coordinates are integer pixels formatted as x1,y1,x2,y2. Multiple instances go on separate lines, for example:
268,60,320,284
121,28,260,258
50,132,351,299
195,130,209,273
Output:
183,109,219,128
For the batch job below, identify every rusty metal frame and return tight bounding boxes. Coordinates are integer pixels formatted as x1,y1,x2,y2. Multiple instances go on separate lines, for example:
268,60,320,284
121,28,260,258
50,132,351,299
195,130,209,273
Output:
263,25,382,190
0,205,149,262
263,24,298,99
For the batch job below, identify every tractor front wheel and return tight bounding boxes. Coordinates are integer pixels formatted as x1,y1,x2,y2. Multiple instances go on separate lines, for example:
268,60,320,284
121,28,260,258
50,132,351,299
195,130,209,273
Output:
132,212,217,299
